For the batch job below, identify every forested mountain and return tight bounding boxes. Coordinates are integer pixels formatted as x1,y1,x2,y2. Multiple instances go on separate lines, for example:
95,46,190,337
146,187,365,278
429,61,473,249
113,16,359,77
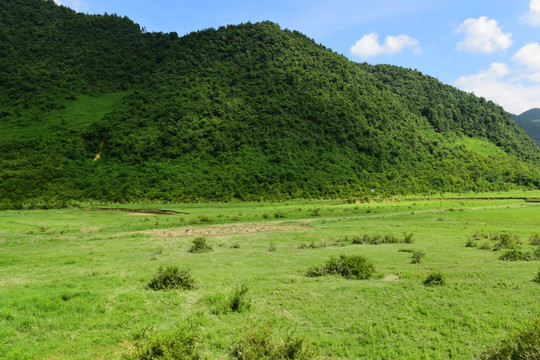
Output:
511,109,540,147
1,0,539,204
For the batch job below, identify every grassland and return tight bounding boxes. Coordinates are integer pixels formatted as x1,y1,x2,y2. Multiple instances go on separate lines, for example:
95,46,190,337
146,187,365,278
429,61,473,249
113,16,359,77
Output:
1,193,539,359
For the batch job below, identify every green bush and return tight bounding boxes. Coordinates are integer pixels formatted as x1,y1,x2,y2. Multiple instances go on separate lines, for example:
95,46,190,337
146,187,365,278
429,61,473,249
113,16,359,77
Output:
478,318,540,360
403,233,415,244
306,255,374,280
350,233,414,245
122,325,204,359
188,237,213,253
465,239,477,248
230,326,321,360
534,270,540,284
492,233,520,251
530,234,540,246
147,265,196,291
423,271,445,286
267,243,276,252
499,249,533,261
411,250,426,264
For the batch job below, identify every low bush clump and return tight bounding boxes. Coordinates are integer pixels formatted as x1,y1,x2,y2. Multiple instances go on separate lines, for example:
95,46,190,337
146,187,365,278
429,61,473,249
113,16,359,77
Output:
534,270,540,284
122,325,204,360
465,239,477,248
478,318,540,360
499,249,533,261
147,265,196,291
230,325,321,360
306,255,374,280
410,250,426,264
530,234,540,246
188,237,213,253
297,240,329,249
351,233,414,245
492,233,520,251
423,271,445,286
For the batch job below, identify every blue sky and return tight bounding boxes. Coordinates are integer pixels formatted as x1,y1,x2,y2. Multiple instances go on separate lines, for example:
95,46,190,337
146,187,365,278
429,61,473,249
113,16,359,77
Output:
54,0,540,114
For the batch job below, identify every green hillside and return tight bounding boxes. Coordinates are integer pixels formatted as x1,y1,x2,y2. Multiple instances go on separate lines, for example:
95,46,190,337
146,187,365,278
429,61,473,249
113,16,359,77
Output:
1,0,540,204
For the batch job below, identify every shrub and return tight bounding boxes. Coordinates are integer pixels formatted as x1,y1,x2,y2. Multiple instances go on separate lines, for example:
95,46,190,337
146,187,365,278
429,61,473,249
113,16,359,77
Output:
492,233,519,251
410,250,426,264
534,270,540,284
350,233,414,245
465,239,477,248
306,255,375,280
230,242,240,249
122,325,204,360
530,234,540,246
423,271,445,286
478,243,491,250
230,326,320,360
267,243,276,252
499,249,533,261
188,237,213,253
478,318,540,360
403,233,415,244
147,265,196,291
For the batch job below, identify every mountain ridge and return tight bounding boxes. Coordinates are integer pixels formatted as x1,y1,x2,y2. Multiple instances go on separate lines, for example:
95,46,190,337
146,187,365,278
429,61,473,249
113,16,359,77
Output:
0,0,539,204
511,108,540,147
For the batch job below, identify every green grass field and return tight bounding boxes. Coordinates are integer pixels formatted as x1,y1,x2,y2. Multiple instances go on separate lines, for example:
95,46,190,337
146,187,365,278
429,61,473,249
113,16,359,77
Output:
1,194,539,359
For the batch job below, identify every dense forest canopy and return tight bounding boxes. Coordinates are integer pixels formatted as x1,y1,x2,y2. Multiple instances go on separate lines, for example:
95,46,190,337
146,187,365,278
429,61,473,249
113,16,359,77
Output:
1,0,539,205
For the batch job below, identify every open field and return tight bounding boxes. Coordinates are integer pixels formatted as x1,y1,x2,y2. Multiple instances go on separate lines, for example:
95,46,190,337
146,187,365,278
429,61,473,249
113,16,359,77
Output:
1,193,539,359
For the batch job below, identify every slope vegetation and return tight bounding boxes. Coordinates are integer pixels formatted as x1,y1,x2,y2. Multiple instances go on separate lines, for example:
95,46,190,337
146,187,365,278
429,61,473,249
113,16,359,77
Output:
1,0,539,204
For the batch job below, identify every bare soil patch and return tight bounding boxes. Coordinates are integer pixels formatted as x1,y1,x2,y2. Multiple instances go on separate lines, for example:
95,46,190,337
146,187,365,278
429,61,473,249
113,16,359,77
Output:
149,223,309,238
96,208,188,215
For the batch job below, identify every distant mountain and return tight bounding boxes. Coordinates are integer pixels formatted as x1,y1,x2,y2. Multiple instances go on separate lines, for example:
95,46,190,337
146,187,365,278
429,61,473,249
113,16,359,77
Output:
511,109,540,147
0,0,539,204
519,108,540,121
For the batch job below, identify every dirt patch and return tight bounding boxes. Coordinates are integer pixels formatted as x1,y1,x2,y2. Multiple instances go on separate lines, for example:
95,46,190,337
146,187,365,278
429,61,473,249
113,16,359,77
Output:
96,208,188,215
83,227,101,233
383,274,401,281
149,223,309,238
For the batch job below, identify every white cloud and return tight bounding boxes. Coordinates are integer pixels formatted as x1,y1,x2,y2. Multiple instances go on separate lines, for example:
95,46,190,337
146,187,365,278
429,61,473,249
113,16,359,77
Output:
521,0,540,26
350,33,420,58
53,0,88,13
513,43,540,72
455,48,540,114
456,16,512,53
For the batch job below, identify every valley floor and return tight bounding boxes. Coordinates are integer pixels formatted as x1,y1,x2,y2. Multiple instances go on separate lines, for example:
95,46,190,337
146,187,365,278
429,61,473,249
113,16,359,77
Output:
1,192,539,359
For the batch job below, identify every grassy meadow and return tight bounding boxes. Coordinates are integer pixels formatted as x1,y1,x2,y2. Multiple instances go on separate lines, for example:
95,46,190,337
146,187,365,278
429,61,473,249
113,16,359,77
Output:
1,193,539,359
